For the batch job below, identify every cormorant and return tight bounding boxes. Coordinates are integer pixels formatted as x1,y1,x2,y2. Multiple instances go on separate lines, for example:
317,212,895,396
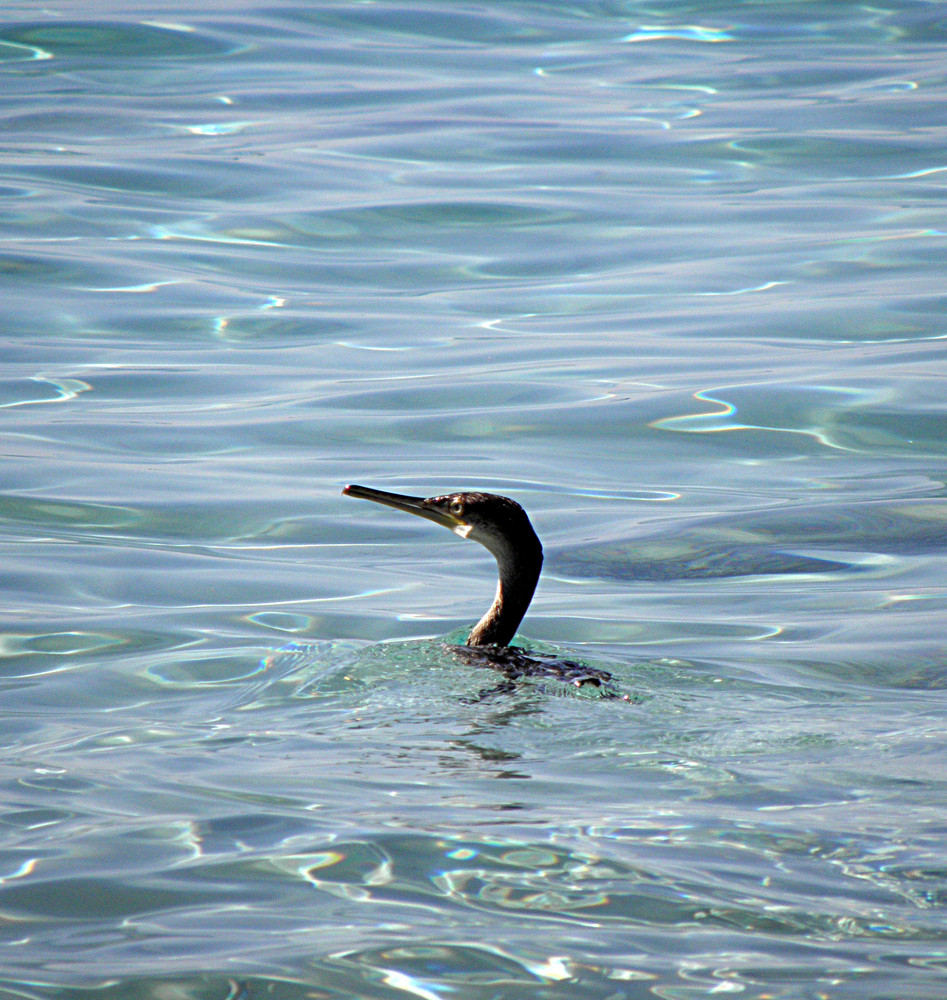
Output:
342,484,620,694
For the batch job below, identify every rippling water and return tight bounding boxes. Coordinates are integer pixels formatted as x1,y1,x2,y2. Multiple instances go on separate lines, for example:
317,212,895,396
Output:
3,2,947,998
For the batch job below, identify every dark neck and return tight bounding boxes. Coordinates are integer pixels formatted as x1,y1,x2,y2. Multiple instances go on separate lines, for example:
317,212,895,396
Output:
467,541,543,647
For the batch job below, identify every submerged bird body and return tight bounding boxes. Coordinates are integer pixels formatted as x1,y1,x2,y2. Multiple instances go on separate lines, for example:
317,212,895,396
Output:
342,484,620,695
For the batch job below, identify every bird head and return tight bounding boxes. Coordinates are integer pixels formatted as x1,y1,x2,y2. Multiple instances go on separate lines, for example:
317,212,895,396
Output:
342,485,542,566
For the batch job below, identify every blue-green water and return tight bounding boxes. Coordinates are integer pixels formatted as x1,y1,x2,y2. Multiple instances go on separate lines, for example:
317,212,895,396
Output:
3,2,947,997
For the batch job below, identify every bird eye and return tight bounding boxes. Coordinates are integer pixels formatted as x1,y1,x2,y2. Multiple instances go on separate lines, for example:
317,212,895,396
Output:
450,500,464,516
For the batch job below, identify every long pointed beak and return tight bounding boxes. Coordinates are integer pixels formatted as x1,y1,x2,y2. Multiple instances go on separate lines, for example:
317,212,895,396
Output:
343,484,459,531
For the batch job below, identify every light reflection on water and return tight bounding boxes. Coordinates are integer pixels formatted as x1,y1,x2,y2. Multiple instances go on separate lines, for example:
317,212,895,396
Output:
2,1,947,998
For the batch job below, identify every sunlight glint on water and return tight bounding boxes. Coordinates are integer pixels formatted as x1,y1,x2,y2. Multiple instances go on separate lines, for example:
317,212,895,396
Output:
1,2,946,999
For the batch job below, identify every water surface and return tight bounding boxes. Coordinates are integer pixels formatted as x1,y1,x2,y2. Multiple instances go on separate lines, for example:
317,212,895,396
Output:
2,2,947,998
